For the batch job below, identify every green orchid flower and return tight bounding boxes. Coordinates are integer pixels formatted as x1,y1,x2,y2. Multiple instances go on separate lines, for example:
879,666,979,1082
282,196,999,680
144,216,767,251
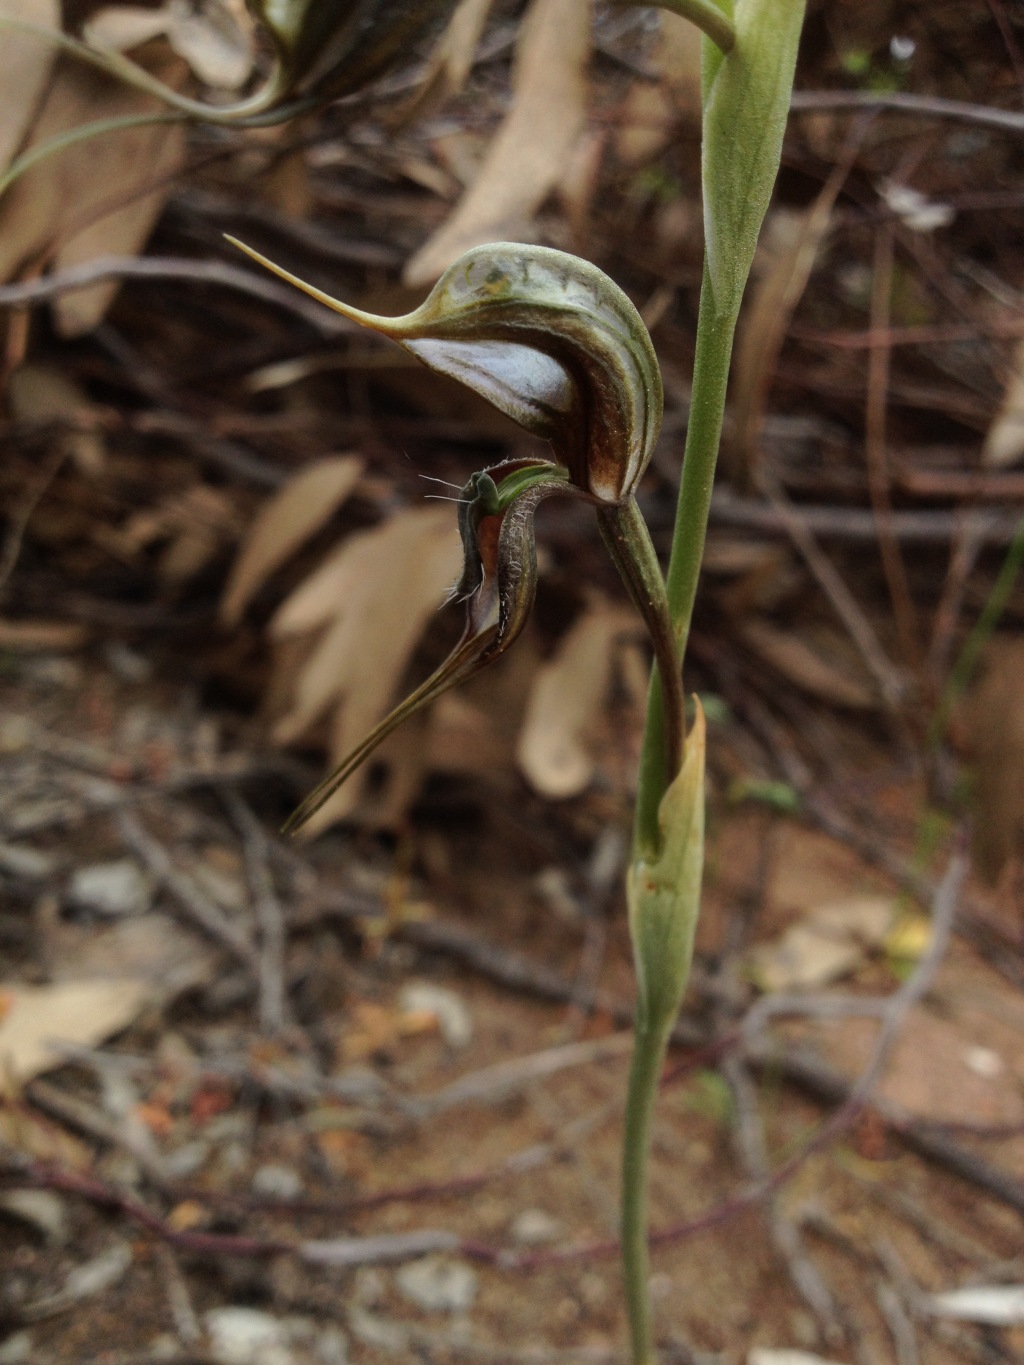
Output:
228,238,685,834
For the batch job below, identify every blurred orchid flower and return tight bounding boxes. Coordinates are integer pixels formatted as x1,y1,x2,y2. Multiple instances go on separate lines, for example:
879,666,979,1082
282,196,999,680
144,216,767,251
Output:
248,0,457,106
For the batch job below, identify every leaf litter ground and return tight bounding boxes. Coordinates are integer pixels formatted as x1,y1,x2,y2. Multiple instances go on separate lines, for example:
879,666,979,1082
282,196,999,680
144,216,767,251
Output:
2,3,1024,1362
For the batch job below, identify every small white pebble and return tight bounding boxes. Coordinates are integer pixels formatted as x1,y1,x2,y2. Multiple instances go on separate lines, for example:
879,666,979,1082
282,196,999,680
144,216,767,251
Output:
0,1190,68,1244
204,1307,294,1365
510,1208,561,1245
313,1324,348,1364
649,1272,673,1301
70,859,152,917
396,1256,477,1313
0,842,55,881
398,982,473,1048
963,1046,1003,1079
103,641,152,683
0,1331,34,1363
252,1164,304,1200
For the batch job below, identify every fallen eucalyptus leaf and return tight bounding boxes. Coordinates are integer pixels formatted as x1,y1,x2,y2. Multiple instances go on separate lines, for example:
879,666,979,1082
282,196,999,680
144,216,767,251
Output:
0,980,149,1091
517,600,635,797
748,895,896,993
403,0,590,285
221,454,364,626
270,504,462,751
86,0,256,90
0,46,187,335
0,0,59,174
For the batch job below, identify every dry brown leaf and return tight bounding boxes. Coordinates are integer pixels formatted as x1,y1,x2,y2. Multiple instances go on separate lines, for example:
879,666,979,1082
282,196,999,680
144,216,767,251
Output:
517,601,634,798
52,912,218,997
425,622,544,777
0,0,59,173
0,979,150,1092
749,894,896,992
0,619,89,651
400,0,495,124
426,693,507,776
556,127,605,243
403,0,591,286
83,6,168,52
268,520,391,643
983,337,1024,468
739,619,877,710
156,485,239,587
220,455,364,626
7,361,108,473
8,360,92,424
0,44,187,335
429,129,487,190
730,184,841,483
0,1105,91,1167
274,505,461,739
613,10,701,166
86,0,254,89
268,505,463,827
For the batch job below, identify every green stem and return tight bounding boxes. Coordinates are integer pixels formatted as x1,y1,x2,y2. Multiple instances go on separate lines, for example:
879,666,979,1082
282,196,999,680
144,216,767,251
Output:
614,0,735,54
633,265,738,848
664,270,738,659
0,112,185,198
622,269,739,1365
597,499,685,800
620,1020,671,1365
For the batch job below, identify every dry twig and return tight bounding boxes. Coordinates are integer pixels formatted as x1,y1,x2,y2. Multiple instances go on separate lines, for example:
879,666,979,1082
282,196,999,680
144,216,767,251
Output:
115,808,258,971
222,791,292,1034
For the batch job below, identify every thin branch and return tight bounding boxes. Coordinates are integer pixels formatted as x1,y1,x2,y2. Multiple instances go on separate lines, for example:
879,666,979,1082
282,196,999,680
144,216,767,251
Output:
0,255,352,334
759,466,908,710
722,1052,844,1345
709,488,1024,545
20,1079,170,1189
866,225,924,674
511,847,972,1270
791,89,1024,134
0,448,66,600
115,808,258,970
222,793,291,1034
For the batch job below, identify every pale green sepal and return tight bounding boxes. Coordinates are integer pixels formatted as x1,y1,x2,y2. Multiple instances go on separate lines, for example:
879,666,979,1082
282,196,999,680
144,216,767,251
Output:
701,0,806,317
627,700,706,1034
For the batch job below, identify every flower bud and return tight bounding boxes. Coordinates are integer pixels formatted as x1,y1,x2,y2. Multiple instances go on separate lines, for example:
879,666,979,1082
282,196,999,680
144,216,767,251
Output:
627,700,706,1033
